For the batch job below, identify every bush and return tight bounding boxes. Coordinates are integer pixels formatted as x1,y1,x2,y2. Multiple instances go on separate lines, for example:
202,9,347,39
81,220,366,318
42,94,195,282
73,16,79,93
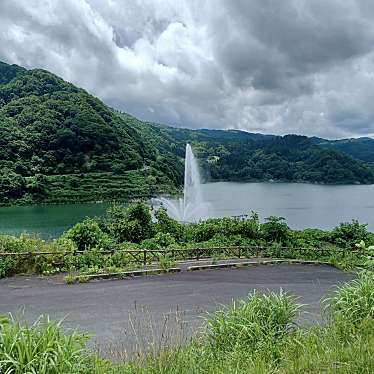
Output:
64,248,108,272
64,218,114,251
237,211,261,239
106,203,154,243
330,219,369,247
0,234,46,277
35,237,77,275
155,207,184,240
262,216,290,244
157,254,177,270
140,233,176,251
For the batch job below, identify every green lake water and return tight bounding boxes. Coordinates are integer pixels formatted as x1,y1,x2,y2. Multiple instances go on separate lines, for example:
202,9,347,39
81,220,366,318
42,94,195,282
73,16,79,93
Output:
0,203,110,239
1,182,374,239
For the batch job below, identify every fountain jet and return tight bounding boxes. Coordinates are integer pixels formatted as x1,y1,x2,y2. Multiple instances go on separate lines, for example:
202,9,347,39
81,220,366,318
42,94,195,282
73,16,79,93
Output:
155,144,210,221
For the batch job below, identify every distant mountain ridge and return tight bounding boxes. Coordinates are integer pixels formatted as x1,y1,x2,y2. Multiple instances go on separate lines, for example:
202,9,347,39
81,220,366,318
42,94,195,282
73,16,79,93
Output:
0,60,373,205
311,136,374,163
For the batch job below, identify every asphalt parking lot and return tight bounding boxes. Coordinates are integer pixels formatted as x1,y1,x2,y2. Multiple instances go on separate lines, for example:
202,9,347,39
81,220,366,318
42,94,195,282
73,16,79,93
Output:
0,263,353,356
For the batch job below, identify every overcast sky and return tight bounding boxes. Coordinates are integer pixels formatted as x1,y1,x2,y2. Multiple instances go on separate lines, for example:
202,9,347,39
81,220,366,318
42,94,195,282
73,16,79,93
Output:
1,0,374,138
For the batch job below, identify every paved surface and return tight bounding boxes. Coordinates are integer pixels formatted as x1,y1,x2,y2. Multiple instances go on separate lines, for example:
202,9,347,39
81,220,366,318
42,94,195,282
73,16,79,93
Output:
0,264,353,358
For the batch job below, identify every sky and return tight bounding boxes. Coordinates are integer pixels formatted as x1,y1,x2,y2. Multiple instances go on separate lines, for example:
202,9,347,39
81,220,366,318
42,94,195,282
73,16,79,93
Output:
1,0,374,139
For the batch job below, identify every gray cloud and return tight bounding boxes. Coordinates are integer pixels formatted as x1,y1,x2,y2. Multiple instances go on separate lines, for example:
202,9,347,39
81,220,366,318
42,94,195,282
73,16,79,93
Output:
1,0,374,138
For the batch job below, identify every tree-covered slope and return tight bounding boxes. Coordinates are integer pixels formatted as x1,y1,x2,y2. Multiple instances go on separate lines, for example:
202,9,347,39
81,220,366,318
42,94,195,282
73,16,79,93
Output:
149,125,374,184
0,60,373,205
0,62,183,204
313,137,374,163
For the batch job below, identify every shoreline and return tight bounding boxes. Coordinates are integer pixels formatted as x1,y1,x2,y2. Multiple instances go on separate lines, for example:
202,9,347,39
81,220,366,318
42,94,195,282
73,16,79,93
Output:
2,180,374,208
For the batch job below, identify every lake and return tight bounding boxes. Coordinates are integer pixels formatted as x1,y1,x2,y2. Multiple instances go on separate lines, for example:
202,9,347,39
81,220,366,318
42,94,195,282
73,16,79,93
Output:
202,182,374,230
0,203,110,239
1,182,374,239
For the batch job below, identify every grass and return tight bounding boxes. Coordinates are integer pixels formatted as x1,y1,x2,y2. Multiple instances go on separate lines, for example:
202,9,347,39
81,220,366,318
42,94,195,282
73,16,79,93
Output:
64,274,90,284
327,271,374,326
157,254,176,271
2,271,373,373
0,315,95,374
206,290,301,358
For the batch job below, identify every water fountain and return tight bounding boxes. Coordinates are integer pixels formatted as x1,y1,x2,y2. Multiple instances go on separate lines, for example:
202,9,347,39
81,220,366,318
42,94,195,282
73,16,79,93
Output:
155,144,211,222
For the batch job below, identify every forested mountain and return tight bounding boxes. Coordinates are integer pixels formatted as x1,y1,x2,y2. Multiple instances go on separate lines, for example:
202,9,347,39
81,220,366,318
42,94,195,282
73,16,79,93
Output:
0,61,183,204
312,137,374,163
1,60,374,205
150,125,374,184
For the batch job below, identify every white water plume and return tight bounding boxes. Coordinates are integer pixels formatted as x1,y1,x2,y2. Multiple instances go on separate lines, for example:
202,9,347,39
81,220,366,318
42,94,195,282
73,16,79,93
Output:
154,144,211,222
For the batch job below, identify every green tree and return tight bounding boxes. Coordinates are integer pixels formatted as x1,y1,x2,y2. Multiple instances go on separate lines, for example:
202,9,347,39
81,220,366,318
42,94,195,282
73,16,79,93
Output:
330,220,369,247
262,216,290,243
64,218,114,251
0,169,26,201
106,203,154,243
155,207,183,240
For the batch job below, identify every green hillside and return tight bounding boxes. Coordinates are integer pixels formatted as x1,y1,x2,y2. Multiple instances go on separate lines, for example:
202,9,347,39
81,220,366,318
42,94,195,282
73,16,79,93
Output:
0,62,183,204
149,125,374,184
1,61,374,206
313,137,374,163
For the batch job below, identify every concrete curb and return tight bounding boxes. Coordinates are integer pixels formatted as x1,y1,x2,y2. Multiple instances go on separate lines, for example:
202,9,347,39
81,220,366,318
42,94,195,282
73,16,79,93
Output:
69,267,181,283
187,259,333,271
65,260,335,284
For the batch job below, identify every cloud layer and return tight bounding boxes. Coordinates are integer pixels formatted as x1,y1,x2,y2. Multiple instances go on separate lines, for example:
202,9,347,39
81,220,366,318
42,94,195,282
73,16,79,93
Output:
1,0,374,138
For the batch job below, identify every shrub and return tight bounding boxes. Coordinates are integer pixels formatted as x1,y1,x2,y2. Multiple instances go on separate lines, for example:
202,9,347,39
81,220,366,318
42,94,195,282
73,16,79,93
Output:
291,228,331,248
157,254,176,271
155,207,184,240
330,219,369,247
0,234,46,277
140,238,161,250
188,220,218,242
262,216,290,243
140,233,176,251
153,232,176,247
34,237,77,275
106,203,154,243
64,218,114,251
237,211,261,239
64,248,108,272
64,274,89,284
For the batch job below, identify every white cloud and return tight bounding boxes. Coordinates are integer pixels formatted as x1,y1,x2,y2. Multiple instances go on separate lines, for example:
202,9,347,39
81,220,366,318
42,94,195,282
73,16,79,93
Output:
1,0,374,138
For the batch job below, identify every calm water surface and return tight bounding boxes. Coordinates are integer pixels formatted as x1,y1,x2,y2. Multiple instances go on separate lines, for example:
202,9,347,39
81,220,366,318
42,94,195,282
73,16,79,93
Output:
1,182,374,239
202,182,374,231
0,203,110,239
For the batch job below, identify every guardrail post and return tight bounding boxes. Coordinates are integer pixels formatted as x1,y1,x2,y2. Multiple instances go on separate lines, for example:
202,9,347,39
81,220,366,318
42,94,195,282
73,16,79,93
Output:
143,250,147,265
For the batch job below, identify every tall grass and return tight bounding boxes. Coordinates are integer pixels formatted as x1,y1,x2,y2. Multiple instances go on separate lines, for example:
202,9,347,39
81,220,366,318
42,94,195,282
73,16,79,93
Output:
206,290,300,359
328,271,374,325
0,315,95,374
